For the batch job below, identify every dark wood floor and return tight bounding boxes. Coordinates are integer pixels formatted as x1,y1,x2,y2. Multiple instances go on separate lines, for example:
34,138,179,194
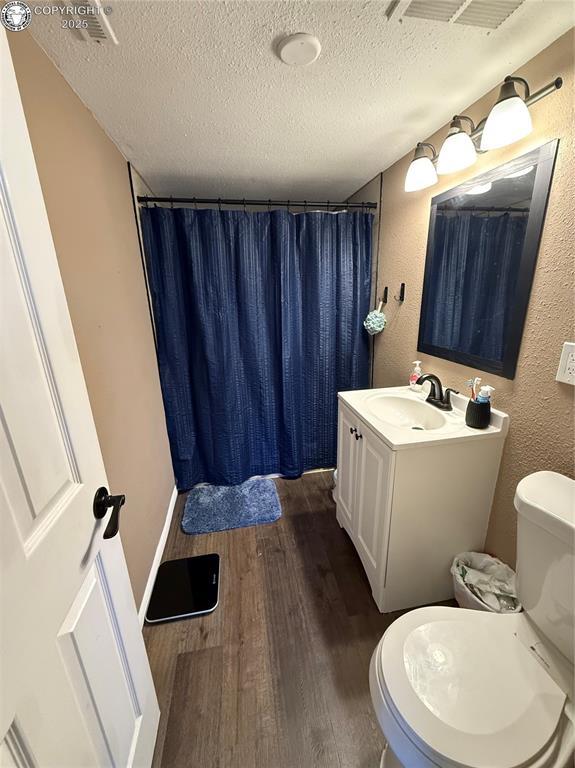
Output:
144,471,406,768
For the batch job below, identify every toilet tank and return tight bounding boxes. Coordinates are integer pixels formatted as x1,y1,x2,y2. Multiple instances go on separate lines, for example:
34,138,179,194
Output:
515,471,575,664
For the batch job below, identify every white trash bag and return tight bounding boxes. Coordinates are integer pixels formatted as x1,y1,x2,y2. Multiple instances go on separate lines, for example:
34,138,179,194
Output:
451,552,522,613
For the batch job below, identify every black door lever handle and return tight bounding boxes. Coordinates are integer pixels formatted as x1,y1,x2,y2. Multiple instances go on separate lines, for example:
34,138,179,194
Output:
93,487,125,539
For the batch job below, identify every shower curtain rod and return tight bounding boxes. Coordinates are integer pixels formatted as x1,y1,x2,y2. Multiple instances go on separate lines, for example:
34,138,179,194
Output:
442,206,530,213
137,195,377,210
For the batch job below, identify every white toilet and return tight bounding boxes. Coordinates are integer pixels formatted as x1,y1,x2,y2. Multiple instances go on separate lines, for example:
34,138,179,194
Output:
370,471,575,768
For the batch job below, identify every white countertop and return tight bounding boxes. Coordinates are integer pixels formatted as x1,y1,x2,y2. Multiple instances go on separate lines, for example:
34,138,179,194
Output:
338,386,509,451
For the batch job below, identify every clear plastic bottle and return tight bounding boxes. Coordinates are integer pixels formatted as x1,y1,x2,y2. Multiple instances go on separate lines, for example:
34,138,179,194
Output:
409,361,423,391
476,385,495,404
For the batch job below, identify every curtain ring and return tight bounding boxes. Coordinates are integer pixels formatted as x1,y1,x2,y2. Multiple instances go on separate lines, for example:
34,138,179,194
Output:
170,196,174,209
287,200,291,213
218,198,222,212
304,200,307,212
268,199,271,212
193,197,198,210
243,198,246,213
327,200,330,212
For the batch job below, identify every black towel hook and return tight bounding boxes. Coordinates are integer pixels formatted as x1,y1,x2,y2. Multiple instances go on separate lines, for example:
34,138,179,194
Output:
394,283,406,302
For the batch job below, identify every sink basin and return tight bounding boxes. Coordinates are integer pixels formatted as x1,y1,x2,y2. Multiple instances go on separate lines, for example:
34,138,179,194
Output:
339,385,508,451
365,394,447,431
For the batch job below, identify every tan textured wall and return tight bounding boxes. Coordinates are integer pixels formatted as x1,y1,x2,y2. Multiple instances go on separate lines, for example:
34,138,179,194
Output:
365,31,575,566
348,175,383,304
9,33,174,607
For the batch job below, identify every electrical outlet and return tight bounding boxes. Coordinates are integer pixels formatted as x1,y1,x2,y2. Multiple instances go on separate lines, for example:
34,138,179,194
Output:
556,342,575,385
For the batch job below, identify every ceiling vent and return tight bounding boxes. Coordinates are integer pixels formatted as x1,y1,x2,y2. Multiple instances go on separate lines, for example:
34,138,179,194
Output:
403,0,464,23
402,0,524,29
68,0,118,44
455,0,524,29
384,0,401,21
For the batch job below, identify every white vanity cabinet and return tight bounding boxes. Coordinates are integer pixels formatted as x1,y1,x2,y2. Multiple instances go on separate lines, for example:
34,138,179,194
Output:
336,406,395,607
335,389,508,613
335,403,357,531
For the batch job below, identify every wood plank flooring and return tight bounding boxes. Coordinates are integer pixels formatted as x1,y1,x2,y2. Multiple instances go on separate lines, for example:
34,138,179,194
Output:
144,472,407,768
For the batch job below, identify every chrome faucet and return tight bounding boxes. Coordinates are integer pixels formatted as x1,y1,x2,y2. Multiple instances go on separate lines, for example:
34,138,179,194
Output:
416,374,458,411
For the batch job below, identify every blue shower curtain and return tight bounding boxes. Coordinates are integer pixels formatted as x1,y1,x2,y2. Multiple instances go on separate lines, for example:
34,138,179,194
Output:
423,211,528,361
141,207,372,489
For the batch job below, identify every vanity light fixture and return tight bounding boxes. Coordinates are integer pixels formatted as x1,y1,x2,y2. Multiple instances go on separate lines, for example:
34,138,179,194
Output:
436,116,477,175
404,74,562,192
404,142,438,192
505,164,535,179
467,182,492,195
480,76,532,150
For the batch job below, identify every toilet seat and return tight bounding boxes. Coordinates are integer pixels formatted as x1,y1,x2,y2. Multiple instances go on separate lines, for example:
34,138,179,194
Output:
374,606,567,768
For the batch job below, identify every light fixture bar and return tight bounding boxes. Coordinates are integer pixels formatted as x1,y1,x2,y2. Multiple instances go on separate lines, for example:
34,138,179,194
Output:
470,76,562,142
404,74,562,192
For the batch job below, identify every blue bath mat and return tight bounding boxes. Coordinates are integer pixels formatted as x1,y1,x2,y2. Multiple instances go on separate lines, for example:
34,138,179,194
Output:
181,478,282,535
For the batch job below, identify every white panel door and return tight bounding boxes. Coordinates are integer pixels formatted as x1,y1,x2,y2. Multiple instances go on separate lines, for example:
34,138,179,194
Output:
354,424,394,594
336,403,359,532
0,30,159,767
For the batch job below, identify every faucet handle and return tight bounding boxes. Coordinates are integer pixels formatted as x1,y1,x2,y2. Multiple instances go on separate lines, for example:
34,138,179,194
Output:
444,388,459,405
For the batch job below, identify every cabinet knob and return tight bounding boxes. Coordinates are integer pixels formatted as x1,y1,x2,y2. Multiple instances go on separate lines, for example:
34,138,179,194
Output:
355,432,363,440
349,426,357,435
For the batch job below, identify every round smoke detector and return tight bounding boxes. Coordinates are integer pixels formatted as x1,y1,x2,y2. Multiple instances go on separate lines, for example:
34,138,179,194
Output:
277,33,321,66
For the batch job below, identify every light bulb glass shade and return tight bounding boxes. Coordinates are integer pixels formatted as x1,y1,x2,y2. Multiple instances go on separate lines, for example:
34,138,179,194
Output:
480,96,532,150
505,164,534,179
404,156,437,192
436,131,477,175
467,182,492,195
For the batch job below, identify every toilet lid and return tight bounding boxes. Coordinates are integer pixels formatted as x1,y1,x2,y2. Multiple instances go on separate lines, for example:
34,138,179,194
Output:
379,607,566,768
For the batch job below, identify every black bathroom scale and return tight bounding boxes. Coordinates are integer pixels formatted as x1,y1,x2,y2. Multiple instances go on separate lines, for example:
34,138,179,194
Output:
145,553,220,624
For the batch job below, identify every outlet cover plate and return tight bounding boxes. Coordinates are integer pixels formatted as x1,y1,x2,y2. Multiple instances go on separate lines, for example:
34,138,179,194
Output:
556,342,575,385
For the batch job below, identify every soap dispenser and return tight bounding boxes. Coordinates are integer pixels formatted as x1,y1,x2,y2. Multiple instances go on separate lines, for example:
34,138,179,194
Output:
409,361,423,391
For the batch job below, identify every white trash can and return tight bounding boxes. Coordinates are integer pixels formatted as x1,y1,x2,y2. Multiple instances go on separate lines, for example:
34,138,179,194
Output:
451,552,522,613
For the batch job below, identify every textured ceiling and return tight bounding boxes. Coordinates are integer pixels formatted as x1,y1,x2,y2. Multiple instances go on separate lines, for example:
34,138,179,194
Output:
29,0,573,199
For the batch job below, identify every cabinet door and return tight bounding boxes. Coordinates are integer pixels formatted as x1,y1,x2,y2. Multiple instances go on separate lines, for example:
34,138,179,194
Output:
355,423,394,592
336,404,359,531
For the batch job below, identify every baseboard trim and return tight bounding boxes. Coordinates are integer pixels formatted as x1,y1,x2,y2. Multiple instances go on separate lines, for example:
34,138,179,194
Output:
138,485,178,627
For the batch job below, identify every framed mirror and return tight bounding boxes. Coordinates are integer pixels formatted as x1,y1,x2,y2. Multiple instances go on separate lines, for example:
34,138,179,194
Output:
418,140,558,379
